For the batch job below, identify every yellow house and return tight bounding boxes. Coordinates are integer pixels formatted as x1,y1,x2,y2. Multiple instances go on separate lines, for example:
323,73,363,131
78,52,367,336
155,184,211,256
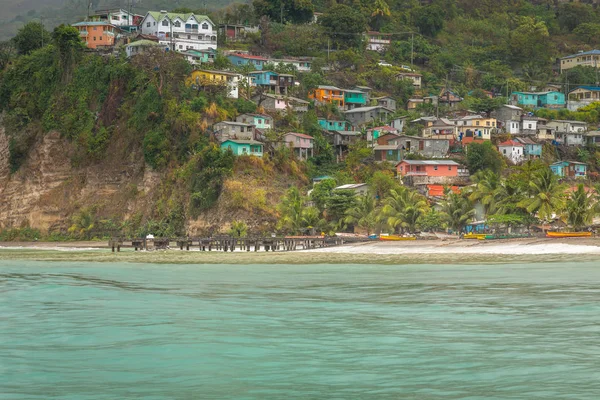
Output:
186,69,242,99
452,115,497,140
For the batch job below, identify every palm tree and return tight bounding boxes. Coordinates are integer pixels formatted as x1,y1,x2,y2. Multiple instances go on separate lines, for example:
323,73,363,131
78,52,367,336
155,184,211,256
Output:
382,187,429,233
517,167,566,224
440,191,475,234
277,187,305,234
370,0,391,31
301,206,327,235
469,169,502,217
68,208,97,239
344,193,379,235
565,184,594,231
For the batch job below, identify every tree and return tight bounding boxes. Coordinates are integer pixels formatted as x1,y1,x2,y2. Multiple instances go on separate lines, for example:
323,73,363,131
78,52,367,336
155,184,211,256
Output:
344,193,379,235
573,23,600,45
465,93,507,117
132,47,190,96
509,17,551,64
517,167,566,224
0,41,15,70
369,0,391,32
319,4,368,49
52,24,85,81
469,169,502,217
413,5,445,37
68,207,98,239
310,178,337,212
557,3,596,33
229,221,248,237
277,186,305,234
253,0,314,24
564,184,595,231
382,187,429,234
418,208,444,232
440,191,475,233
466,141,503,174
325,190,357,228
12,21,51,55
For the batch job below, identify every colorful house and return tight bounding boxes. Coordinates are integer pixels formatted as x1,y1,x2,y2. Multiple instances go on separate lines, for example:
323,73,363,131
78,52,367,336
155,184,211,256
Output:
344,106,393,126
236,113,273,130
550,161,587,178
226,52,268,69
396,72,422,89
318,119,348,131
309,86,345,108
373,144,402,162
498,139,524,164
181,48,216,64
213,121,255,141
510,91,565,109
515,137,542,159
72,21,121,49
283,133,314,160
453,115,496,140
344,89,368,110
248,71,294,95
140,11,217,52
187,69,242,98
365,31,391,51
396,160,461,177
125,40,168,57
221,139,263,157
253,94,309,113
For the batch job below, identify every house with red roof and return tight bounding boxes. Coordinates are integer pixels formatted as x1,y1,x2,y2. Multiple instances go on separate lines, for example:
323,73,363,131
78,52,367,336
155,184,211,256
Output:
498,139,524,164
284,132,314,160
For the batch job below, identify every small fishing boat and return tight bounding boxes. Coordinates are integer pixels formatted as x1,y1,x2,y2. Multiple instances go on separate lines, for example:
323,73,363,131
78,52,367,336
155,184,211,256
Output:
546,231,592,238
379,235,417,241
463,233,487,240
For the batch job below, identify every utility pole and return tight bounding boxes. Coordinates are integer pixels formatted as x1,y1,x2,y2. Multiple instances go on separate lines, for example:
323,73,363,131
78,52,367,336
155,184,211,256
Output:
411,33,414,68
327,38,330,62
40,16,44,48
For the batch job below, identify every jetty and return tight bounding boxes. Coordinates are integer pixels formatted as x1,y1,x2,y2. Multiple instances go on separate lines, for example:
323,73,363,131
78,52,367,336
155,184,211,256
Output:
108,236,364,252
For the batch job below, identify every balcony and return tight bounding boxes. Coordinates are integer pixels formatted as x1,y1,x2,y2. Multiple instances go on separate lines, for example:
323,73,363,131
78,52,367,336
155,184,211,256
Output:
405,171,427,176
79,31,88,37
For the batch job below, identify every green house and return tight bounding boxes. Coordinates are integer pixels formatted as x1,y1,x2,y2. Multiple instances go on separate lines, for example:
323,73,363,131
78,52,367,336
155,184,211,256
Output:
510,91,565,109
221,140,264,157
344,89,368,107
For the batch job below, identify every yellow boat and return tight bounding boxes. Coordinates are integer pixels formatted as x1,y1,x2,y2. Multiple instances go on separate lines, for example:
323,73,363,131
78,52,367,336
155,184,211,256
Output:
546,231,592,238
379,235,417,241
463,233,487,240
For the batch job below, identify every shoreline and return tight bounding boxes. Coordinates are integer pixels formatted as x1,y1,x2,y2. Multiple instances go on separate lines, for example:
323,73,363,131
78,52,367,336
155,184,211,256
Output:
1,238,599,265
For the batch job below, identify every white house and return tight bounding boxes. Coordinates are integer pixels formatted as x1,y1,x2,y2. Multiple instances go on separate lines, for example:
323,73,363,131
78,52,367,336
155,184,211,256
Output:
140,10,217,52
498,139,524,164
125,40,168,58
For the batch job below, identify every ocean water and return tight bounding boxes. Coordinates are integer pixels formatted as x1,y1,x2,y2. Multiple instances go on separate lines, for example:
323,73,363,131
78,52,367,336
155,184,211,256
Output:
1,261,600,399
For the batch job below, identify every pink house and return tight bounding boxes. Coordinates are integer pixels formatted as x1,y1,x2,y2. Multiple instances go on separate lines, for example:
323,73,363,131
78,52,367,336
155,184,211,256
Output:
284,132,314,160
396,160,460,177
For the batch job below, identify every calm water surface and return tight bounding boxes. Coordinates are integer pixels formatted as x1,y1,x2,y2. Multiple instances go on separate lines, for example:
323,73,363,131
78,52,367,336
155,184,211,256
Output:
1,261,600,399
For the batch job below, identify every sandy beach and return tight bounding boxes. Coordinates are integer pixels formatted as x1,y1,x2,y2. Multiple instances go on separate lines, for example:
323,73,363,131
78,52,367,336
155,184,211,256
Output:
0,237,599,264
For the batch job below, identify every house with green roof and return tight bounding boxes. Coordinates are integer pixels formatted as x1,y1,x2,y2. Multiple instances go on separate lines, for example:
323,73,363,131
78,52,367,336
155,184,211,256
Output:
125,40,168,57
140,10,217,52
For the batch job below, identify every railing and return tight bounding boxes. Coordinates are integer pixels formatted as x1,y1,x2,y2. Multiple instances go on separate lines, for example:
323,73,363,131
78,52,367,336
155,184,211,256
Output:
79,31,88,36
405,171,427,176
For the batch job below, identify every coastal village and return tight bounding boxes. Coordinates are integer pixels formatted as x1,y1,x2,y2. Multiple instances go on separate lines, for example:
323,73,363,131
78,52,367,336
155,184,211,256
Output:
3,1,600,240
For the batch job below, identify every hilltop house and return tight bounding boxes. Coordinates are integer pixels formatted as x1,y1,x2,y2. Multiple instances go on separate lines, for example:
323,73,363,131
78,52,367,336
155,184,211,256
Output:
72,21,121,49
515,137,542,159
550,161,587,178
125,40,168,57
438,89,463,108
421,118,458,139
283,133,314,160
269,57,313,72
213,121,255,141
453,115,496,140
560,50,600,73
587,131,600,146
568,86,600,111
365,32,391,51
327,131,361,160
493,104,523,134
380,135,450,159
318,119,349,131
373,96,397,111
253,93,309,113
546,120,587,146
396,72,422,89
226,52,267,69
221,139,263,157
309,86,345,108
181,48,216,64
367,126,398,143
140,11,217,51
396,160,460,177
89,8,143,32
236,114,273,130
344,89,368,110
354,86,373,103
334,183,370,196
248,71,295,95
344,106,393,126
510,91,565,109
498,140,524,164
187,69,242,98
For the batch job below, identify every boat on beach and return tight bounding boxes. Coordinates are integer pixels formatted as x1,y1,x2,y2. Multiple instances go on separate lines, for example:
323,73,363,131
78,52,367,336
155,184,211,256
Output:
379,235,417,241
546,231,592,238
463,233,487,240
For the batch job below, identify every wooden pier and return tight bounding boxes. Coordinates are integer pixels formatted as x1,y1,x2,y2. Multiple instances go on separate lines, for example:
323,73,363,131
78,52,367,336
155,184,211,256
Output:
108,236,358,253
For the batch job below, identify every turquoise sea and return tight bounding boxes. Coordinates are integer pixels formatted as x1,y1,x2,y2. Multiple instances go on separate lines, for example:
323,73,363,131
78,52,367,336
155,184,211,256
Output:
1,260,600,399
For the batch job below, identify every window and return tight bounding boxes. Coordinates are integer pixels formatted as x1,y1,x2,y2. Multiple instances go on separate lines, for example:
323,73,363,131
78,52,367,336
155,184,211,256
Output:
476,121,480,126
240,127,245,132
448,166,452,171
179,45,183,49
187,35,191,39
99,36,103,41
112,15,119,20
162,20,168,26
503,149,506,154
174,21,181,27
153,22,156,26
93,27,97,30
198,35,202,40
434,165,438,171
202,23,209,30
93,36,96,41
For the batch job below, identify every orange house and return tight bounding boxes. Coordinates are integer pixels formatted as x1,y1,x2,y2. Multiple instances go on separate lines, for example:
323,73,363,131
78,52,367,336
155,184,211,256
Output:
396,160,460,177
309,85,345,107
72,21,120,49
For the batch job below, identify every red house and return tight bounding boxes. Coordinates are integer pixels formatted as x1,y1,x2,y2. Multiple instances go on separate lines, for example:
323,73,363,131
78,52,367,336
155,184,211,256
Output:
396,160,461,177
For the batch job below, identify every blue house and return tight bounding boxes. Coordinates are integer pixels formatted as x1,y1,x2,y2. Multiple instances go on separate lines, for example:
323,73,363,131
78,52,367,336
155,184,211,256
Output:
344,89,368,110
515,137,542,159
550,161,587,178
221,139,264,157
510,91,565,109
226,52,267,70
318,119,348,131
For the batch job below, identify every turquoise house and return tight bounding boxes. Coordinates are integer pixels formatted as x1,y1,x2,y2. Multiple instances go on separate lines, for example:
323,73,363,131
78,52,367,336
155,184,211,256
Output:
516,137,542,158
221,139,264,157
550,161,587,178
344,89,368,108
226,53,267,70
318,119,348,131
248,71,278,86
236,113,273,130
183,49,215,64
511,91,565,109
